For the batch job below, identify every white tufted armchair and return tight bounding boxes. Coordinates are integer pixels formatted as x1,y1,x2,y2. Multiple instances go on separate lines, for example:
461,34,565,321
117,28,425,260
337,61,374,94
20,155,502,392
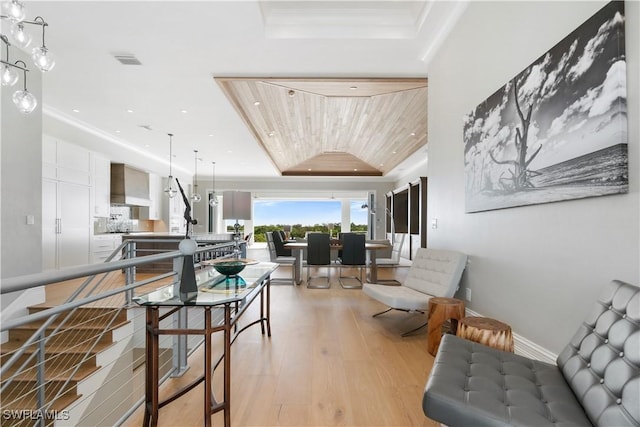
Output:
363,247,467,335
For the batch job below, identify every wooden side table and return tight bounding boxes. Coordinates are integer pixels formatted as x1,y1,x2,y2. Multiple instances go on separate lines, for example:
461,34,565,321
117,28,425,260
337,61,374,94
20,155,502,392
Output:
457,316,514,352
427,297,465,356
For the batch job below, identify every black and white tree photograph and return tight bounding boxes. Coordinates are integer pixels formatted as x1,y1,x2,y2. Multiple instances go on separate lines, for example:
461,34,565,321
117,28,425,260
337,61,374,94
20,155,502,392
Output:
463,1,628,213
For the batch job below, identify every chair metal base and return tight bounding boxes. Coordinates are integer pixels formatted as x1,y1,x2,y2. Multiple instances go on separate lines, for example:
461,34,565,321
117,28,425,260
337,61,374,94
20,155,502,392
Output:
307,265,330,289
339,265,363,289
307,277,330,289
271,261,296,285
339,278,362,289
372,307,427,337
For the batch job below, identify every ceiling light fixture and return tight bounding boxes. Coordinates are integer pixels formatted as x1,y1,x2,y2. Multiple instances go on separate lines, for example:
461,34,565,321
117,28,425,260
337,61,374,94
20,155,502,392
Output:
10,59,36,113
1,1,54,114
0,37,19,86
29,16,54,72
164,133,177,198
209,161,219,207
10,22,30,48
191,149,201,203
1,0,26,23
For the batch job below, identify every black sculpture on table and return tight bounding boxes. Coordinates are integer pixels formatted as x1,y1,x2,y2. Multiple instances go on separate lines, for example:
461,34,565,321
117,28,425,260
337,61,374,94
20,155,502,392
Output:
175,178,198,301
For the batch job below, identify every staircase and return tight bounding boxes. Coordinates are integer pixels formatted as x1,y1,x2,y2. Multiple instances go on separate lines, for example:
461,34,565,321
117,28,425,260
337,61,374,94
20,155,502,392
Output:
1,306,129,426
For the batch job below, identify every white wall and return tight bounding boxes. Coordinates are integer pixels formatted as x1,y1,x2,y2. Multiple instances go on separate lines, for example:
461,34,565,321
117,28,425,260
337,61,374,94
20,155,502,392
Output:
426,1,639,354
1,46,46,319
1,47,43,279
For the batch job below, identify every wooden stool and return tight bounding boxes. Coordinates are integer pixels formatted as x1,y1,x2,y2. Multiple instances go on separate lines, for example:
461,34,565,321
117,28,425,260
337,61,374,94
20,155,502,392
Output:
427,297,465,356
457,317,514,352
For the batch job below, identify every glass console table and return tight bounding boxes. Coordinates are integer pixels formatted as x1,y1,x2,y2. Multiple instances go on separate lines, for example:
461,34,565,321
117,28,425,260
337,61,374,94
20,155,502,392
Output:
134,261,278,427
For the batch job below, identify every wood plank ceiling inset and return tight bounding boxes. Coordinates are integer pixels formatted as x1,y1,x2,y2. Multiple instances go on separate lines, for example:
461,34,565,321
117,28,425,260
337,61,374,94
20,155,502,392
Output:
215,77,428,176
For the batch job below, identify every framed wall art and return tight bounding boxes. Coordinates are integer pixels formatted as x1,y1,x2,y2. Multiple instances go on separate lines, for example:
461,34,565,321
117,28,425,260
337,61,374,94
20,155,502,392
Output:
463,1,628,213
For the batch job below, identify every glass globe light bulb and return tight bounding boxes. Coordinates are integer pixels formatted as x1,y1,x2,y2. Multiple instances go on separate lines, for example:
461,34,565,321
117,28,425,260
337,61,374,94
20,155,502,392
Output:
32,46,55,72
209,195,219,207
192,193,202,203
1,64,19,87
164,175,177,198
12,89,37,114
164,186,177,198
10,23,32,48
2,0,27,22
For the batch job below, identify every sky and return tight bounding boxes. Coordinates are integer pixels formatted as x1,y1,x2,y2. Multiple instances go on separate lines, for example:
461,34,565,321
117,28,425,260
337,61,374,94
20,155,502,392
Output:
252,200,368,226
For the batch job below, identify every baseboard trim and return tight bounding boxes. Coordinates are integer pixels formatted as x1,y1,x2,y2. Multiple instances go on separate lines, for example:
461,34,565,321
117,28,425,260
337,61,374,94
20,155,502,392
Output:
465,309,557,365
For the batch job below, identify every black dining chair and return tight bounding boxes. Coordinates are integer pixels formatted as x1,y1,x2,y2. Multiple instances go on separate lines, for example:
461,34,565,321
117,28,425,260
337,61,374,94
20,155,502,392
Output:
265,232,296,285
272,229,292,256
337,233,366,288
306,233,331,289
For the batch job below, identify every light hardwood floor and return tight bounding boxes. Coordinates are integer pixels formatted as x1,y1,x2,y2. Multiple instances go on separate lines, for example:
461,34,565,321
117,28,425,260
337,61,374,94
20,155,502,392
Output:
121,272,440,427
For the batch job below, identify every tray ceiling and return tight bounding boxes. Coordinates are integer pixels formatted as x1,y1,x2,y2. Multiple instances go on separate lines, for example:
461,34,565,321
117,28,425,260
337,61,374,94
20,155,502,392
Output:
216,77,428,177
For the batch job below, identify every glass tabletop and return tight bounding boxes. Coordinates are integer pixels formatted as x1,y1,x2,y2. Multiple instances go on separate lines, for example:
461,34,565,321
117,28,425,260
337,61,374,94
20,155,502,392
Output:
133,261,278,307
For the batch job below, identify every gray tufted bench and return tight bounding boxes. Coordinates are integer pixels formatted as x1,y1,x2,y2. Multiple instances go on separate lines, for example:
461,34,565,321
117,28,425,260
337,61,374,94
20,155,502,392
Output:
423,280,640,427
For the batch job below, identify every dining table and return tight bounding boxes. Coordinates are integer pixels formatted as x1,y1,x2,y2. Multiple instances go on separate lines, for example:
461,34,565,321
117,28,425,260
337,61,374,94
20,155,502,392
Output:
284,241,391,285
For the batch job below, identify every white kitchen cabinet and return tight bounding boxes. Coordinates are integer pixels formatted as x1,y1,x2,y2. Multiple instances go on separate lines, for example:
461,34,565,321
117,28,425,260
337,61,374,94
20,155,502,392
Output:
93,154,111,217
42,179,91,270
42,136,91,185
135,173,163,220
92,234,122,264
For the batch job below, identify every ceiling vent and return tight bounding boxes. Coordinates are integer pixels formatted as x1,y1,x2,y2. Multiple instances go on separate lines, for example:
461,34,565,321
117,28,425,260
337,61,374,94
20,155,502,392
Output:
113,53,142,65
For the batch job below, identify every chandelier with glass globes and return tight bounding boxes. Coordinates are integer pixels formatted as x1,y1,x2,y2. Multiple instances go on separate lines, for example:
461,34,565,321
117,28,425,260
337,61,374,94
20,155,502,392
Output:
1,0,55,114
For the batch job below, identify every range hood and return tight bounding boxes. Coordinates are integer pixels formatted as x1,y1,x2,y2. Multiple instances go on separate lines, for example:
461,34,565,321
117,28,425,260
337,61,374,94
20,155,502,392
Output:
110,163,151,206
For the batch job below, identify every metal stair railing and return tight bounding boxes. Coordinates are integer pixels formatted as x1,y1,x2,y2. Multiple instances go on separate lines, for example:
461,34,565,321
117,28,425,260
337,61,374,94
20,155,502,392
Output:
0,239,236,427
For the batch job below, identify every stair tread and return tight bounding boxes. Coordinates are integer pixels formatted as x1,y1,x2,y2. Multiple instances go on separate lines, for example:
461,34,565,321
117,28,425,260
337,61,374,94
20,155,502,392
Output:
1,339,114,355
13,320,128,332
27,306,129,325
2,390,80,412
3,361,99,381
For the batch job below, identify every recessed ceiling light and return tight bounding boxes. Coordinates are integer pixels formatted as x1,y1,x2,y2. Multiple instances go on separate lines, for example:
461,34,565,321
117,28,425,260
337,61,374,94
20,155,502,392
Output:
307,168,312,171
253,101,260,106
227,150,233,154
392,151,397,154
180,109,188,114
208,134,214,137
268,131,275,137
115,130,121,134
410,132,416,136
126,109,134,113
349,86,358,90
72,108,80,113
144,144,150,148
353,168,358,171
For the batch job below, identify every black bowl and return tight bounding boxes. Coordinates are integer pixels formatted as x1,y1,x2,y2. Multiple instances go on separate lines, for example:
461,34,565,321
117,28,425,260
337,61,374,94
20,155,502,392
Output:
212,260,247,276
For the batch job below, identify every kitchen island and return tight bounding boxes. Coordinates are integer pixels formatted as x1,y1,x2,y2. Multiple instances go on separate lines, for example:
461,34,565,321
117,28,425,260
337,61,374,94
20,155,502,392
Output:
119,232,245,273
